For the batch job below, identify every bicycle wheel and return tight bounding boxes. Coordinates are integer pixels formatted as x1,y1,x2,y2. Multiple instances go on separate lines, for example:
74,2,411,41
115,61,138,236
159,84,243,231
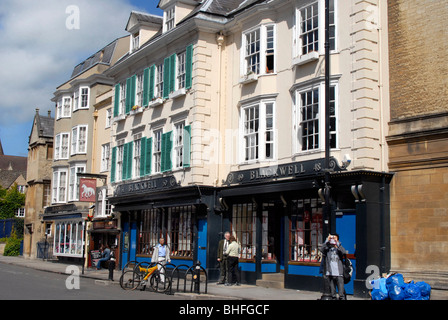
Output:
149,269,171,292
119,270,141,290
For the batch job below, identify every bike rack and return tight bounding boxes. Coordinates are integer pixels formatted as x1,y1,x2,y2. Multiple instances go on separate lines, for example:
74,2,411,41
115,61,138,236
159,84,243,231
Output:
167,261,208,295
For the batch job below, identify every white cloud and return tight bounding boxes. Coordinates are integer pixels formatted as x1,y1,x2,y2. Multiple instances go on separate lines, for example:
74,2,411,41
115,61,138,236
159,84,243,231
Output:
0,0,135,125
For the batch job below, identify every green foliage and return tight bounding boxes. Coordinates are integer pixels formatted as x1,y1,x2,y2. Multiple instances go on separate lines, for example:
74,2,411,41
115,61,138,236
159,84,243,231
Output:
3,229,22,256
0,184,26,219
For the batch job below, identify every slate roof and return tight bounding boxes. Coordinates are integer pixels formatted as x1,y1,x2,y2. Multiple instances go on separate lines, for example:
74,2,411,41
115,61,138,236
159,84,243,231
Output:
70,39,120,78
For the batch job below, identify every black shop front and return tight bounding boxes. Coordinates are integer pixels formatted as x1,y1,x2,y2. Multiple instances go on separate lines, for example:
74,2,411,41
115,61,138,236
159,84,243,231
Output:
217,157,393,298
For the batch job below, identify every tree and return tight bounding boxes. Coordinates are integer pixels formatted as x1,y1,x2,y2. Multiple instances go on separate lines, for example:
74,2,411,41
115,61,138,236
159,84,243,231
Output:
0,183,26,219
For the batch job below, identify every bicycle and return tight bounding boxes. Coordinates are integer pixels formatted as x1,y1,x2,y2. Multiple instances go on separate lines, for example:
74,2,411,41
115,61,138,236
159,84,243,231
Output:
119,261,171,292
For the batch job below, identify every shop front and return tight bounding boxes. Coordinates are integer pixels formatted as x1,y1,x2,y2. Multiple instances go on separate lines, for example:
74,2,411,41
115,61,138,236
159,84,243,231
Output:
42,204,87,264
109,175,220,278
219,157,393,298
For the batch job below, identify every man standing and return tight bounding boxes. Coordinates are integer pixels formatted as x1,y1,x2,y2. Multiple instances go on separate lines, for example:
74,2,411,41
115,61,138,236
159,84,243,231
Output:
152,238,171,282
217,231,230,284
321,234,346,300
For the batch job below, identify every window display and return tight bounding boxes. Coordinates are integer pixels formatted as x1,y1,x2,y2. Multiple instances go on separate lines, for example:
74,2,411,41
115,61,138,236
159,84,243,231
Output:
53,220,84,257
289,198,323,263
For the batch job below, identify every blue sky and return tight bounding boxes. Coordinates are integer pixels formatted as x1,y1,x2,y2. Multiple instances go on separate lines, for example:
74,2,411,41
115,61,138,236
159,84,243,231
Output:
0,0,162,157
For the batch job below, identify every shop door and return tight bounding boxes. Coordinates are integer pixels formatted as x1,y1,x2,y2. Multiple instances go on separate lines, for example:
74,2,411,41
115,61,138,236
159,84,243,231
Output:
197,218,207,269
121,220,137,269
336,211,356,295
262,203,283,272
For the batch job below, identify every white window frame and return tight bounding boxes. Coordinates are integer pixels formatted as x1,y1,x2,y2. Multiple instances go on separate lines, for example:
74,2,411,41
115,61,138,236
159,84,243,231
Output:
101,143,110,172
176,50,186,90
106,108,112,128
54,132,70,160
71,125,88,155
241,24,276,78
153,129,163,174
116,140,125,182
136,72,144,107
293,0,337,63
132,32,140,51
240,100,276,164
174,121,185,169
52,168,68,204
163,5,175,33
294,81,338,154
79,86,90,109
156,63,164,99
133,134,142,179
68,163,86,202
63,97,72,118
119,80,126,115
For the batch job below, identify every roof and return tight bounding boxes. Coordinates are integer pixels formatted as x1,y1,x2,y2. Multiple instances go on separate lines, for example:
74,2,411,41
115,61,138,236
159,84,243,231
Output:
70,38,120,78
31,109,54,140
0,154,27,188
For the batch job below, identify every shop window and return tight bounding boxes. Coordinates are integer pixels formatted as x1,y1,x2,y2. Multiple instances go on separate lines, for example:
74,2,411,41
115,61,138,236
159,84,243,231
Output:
231,203,256,260
139,209,162,255
289,198,323,263
53,221,84,257
138,206,195,259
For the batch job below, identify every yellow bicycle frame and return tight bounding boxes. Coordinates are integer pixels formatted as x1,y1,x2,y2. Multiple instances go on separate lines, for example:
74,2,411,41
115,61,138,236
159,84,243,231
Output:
139,265,158,281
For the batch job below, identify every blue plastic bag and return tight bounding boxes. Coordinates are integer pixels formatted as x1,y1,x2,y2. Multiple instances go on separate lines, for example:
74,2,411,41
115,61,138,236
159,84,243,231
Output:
415,281,431,300
386,274,406,300
404,281,422,300
371,278,387,294
371,288,388,300
386,274,405,288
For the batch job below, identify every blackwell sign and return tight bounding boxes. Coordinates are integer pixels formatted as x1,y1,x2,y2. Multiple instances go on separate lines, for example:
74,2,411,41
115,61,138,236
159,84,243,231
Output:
224,157,345,186
113,175,180,197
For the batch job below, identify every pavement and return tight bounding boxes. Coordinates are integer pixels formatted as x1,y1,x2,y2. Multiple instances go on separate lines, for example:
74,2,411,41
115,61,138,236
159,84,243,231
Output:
0,255,368,300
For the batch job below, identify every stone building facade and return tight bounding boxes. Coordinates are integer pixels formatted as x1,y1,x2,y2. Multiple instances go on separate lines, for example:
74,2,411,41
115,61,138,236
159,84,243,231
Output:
387,0,448,291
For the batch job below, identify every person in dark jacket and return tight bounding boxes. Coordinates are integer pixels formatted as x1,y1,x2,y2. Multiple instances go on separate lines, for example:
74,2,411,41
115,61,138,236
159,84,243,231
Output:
320,234,346,300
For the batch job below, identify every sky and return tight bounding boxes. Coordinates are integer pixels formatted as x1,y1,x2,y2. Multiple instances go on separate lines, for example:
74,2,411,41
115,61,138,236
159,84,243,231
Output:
0,0,162,157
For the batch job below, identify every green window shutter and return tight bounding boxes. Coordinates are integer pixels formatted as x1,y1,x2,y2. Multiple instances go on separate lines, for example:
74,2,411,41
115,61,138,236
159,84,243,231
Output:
127,141,133,180
130,75,136,107
186,44,193,89
143,68,150,107
183,125,191,168
161,131,172,172
169,53,176,93
122,143,128,180
111,147,117,183
149,65,155,101
163,57,170,99
145,137,153,175
125,77,131,114
140,137,147,177
114,84,120,117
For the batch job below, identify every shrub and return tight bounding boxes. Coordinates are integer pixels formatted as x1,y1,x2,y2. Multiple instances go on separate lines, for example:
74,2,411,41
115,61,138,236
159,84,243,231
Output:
3,230,22,256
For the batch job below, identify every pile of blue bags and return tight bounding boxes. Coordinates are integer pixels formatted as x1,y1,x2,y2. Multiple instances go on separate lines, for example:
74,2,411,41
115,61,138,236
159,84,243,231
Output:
371,273,431,300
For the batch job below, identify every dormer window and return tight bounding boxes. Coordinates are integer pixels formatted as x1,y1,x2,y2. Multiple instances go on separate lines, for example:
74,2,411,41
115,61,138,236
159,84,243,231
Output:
132,32,140,51
164,6,175,32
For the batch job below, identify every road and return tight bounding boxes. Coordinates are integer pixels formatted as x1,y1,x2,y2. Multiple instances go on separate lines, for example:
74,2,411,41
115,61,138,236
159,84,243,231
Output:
0,262,184,300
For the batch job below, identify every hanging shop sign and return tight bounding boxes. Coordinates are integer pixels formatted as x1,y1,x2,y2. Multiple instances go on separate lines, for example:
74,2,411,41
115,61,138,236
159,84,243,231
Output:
113,175,180,197
224,157,346,186
79,178,97,202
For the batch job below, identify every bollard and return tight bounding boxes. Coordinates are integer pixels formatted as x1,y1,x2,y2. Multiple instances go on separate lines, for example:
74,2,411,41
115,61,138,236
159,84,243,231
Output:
193,261,201,293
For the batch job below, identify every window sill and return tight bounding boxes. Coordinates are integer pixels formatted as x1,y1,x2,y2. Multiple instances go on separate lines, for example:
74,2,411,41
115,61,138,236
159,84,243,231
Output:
113,114,126,122
129,107,143,115
148,98,164,108
169,88,186,100
292,51,319,67
239,73,258,85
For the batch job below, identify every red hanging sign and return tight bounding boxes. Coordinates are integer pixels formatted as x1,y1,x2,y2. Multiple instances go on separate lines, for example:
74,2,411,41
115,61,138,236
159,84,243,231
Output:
79,178,96,202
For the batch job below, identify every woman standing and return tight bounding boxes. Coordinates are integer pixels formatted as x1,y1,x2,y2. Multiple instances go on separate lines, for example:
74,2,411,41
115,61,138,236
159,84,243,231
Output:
225,235,240,286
